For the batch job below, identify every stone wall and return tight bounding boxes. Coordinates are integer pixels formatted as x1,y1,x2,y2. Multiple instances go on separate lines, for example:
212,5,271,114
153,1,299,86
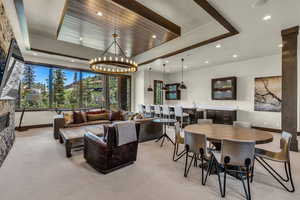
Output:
0,99,15,168
0,0,14,54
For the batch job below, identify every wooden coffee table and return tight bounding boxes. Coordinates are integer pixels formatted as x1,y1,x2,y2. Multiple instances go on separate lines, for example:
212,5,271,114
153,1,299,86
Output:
59,125,105,157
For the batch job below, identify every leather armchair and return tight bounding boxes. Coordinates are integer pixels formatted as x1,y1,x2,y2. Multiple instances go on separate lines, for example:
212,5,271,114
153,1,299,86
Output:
84,124,140,174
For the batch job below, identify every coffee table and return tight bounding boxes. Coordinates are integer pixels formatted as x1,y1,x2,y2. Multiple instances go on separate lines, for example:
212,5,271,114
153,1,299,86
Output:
59,125,105,157
153,118,177,147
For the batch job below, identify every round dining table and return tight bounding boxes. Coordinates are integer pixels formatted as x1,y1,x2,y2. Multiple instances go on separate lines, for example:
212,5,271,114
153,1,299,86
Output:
184,123,274,145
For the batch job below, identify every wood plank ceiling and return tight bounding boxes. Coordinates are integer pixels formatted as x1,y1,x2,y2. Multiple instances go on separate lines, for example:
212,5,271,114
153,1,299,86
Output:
57,0,181,57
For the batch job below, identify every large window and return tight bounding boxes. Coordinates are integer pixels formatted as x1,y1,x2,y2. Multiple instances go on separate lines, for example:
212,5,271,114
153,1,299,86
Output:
18,63,131,111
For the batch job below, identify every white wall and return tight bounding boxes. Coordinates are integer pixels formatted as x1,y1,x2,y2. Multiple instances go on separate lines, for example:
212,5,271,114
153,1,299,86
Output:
165,54,282,129
133,69,165,112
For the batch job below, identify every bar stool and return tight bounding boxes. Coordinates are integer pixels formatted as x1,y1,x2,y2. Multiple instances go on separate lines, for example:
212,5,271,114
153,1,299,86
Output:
154,105,162,118
233,121,252,128
162,105,173,119
145,104,154,117
174,105,190,128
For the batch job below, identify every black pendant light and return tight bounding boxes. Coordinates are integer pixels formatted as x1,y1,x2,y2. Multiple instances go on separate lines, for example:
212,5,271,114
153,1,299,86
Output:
162,63,168,90
179,58,187,90
147,67,153,92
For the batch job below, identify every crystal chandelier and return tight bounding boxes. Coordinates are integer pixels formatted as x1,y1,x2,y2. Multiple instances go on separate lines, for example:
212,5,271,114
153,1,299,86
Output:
89,32,138,74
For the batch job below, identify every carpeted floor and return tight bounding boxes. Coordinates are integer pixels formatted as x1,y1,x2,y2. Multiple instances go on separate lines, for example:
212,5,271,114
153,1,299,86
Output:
0,127,299,200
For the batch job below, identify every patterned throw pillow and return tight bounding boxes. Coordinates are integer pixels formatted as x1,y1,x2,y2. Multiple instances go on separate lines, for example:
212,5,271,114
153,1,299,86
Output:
63,112,74,125
133,113,144,120
87,113,110,121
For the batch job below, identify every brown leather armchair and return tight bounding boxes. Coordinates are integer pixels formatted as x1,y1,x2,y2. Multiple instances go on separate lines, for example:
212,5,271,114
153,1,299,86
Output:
84,124,139,174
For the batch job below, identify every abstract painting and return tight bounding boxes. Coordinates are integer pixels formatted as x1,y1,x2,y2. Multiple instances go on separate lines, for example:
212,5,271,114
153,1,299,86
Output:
255,76,282,112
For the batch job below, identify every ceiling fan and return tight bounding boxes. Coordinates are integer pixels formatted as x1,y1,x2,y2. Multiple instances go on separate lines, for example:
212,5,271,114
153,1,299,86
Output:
252,0,270,8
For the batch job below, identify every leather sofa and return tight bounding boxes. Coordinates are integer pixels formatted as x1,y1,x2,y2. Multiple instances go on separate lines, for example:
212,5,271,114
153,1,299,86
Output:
84,124,139,174
53,115,163,142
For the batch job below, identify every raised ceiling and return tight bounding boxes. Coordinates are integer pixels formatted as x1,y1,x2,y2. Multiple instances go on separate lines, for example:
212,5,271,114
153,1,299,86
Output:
136,0,213,33
57,0,181,57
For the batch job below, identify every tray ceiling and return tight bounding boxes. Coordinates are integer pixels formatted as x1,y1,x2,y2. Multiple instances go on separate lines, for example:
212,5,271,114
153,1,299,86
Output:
57,0,181,57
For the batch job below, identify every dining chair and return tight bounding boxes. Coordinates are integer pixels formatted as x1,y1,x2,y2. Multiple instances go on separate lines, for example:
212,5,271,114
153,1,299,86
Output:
154,105,162,118
198,119,213,124
198,119,214,149
174,105,190,128
254,131,295,192
233,121,252,128
184,131,211,185
145,104,154,117
173,122,186,162
204,139,255,200
137,104,145,114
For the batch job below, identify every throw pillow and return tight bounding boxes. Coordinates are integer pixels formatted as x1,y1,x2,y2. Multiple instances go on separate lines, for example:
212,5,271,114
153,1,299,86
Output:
109,111,124,121
81,111,87,122
87,113,110,121
73,111,84,124
63,112,74,125
134,113,144,120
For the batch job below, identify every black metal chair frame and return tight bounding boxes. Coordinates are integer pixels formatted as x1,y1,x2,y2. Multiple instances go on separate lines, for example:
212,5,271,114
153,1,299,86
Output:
254,156,295,193
203,155,252,200
173,142,187,161
183,145,207,185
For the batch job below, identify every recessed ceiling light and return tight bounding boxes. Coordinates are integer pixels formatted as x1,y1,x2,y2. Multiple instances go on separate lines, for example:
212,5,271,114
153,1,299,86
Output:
33,53,38,56
152,35,157,39
205,61,209,64
165,60,169,63
216,44,221,48
262,15,271,21
278,44,283,48
96,11,103,16
232,54,238,58
71,59,75,62
79,37,83,41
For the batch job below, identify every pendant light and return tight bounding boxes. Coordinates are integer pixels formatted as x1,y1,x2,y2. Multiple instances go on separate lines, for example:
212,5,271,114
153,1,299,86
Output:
147,67,153,92
179,58,187,90
162,63,168,90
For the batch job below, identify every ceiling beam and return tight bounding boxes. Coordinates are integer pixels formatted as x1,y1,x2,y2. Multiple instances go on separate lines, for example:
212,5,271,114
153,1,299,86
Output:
193,0,238,34
139,0,239,66
111,0,181,36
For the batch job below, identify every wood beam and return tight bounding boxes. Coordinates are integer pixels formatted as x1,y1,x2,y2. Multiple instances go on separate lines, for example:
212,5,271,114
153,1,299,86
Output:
281,26,299,152
111,0,181,36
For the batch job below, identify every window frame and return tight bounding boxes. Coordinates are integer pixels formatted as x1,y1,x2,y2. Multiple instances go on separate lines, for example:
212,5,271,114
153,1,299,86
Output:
154,80,164,105
16,61,131,112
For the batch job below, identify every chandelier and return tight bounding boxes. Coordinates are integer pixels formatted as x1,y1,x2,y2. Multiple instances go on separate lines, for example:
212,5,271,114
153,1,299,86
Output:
89,33,138,74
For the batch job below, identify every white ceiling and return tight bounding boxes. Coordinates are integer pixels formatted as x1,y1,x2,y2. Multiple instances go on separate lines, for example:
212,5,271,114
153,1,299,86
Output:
140,0,300,73
4,0,300,73
136,0,213,33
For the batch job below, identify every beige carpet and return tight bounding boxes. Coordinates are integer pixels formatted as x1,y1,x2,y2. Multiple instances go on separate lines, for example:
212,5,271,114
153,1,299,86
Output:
0,127,299,200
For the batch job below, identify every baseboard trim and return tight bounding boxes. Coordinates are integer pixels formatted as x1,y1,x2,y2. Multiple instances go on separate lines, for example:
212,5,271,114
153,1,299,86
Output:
15,123,52,131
